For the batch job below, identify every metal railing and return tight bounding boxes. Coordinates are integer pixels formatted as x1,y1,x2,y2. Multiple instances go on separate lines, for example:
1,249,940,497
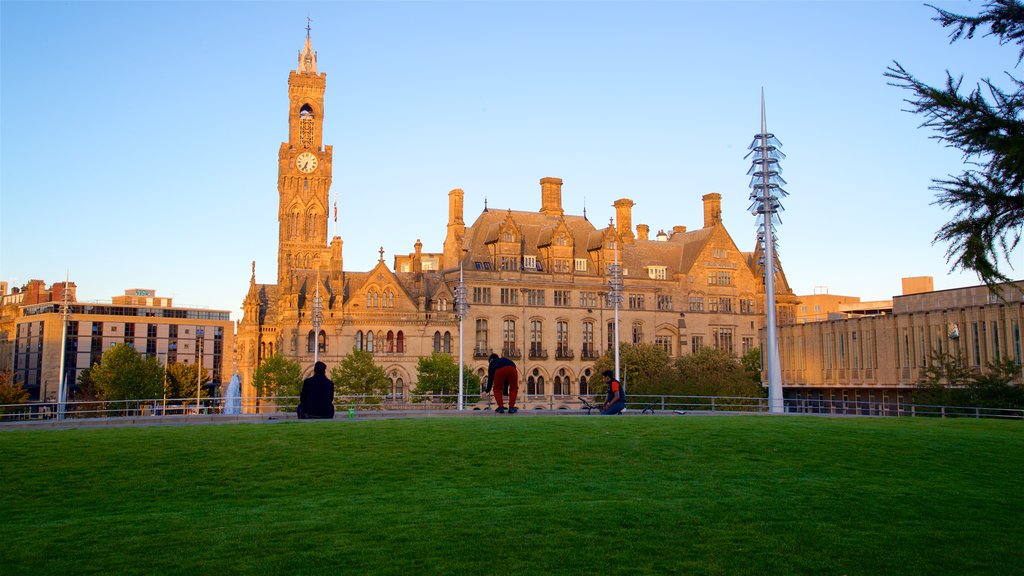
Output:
1,394,1021,422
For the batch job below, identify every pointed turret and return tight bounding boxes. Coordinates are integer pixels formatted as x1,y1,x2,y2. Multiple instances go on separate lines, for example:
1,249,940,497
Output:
298,22,318,74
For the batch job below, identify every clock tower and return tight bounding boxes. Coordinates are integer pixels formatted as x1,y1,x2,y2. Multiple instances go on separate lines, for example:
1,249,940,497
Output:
277,27,334,288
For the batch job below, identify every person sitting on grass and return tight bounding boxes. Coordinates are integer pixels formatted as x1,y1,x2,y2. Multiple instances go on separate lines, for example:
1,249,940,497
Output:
297,361,335,419
600,370,625,415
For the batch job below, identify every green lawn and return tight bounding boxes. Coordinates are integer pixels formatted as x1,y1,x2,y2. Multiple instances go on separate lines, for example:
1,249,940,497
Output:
1,416,1021,575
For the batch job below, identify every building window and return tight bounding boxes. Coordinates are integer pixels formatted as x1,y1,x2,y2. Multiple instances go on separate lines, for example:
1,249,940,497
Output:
443,331,452,354
530,320,544,357
707,271,732,286
319,330,327,353
502,231,516,243
526,289,545,306
397,331,405,353
608,321,616,351
554,290,570,307
582,321,595,358
691,335,704,354
523,255,537,271
740,299,756,314
500,256,519,271
556,321,569,357
719,298,733,313
579,292,597,308
713,327,734,354
528,368,545,395
647,266,667,280
555,368,571,395
712,248,728,259
387,331,396,353
366,331,375,353
356,331,364,351
575,258,588,271
503,319,518,357
708,298,719,313
742,337,754,355
553,259,571,273
500,288,519,305
632,322,643,345
657,295,673,311
433,331,442,353
628,294,645,310
580,369,591,396
307,330,316,353
689,297,704,312
472,287,491,304
655,335,672,355
475,319,488,355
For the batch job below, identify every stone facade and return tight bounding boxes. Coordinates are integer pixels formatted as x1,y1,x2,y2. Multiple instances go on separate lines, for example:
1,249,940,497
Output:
775,281,1024,410
234,34,798,408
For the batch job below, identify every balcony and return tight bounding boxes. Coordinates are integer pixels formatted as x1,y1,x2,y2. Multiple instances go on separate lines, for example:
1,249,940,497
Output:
581,346,599,360
529,346,548,360
555,346,574,360
502,345,521,359
473,347,492,359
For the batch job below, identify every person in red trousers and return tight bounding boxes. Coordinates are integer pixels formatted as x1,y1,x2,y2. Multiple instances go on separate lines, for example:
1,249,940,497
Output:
484,353,519,414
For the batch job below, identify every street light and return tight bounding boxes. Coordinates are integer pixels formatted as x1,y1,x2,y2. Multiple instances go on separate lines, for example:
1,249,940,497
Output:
196,327,204,414
607,244,624,381
312,273,324,365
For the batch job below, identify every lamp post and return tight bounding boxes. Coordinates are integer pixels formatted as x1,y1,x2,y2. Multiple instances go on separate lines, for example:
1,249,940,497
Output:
454,264,469,410
56,271,70,421
521,287,529,396
746,90,789,414
195,327,205,414
607,244,624,381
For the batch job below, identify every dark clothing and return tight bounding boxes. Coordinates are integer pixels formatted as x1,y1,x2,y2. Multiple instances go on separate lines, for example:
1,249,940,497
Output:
486,357,518,409
298,372,335,419
601,378,625,415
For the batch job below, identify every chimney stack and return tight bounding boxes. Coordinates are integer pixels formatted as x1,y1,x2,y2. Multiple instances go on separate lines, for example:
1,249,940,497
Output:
671,225,687,238
636,224,650,241
540,177,564,216
613,198,635,242
448,188,464,225
702,193,722,228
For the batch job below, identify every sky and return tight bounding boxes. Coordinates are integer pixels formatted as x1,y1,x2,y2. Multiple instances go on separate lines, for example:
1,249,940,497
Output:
2,0,1021,319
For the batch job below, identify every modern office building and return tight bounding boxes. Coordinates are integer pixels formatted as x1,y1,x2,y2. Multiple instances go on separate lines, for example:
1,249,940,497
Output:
3,283,234,402
775,281,1024,409
235,32,798,407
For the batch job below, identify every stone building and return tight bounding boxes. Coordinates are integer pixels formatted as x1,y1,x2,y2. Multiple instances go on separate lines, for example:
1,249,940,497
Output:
775,281,1024,410
3,283,233,402
234,32,798,408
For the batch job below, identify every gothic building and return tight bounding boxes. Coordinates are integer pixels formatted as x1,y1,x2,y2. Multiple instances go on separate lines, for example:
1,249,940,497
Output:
234,33,798,408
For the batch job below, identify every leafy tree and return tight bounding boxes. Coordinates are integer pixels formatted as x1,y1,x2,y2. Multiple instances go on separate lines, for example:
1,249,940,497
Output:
75,366,101,401
164,362,211,400
0,369,29,413
91,343,165,402
886,0,1024,289
915,352,1024,408
674,347,766,401
251,354,303,412
741,347,763,386
412,352,482,405
330,349,390,405
588,343,674,398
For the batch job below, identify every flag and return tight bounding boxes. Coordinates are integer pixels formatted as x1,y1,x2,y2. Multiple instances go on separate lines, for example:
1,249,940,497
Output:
333,202,337,222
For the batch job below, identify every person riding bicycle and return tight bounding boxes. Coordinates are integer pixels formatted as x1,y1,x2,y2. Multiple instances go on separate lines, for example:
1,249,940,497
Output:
600,370,625,415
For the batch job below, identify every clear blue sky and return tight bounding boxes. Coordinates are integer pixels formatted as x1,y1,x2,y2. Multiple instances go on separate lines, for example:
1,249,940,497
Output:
2,1,1019,319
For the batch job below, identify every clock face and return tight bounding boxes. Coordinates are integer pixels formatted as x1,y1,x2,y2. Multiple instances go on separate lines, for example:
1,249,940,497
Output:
296,152,318,173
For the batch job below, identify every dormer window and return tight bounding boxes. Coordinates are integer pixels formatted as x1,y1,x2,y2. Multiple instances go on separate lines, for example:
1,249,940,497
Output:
502,231,516,243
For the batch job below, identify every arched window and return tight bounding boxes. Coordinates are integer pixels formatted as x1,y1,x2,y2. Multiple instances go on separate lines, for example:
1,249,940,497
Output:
555,368,570,395
386,331,395,353
443,331,452,354
307,330,315,353
394,377,404,399
397,331,405,353
579,375,589,396
318,330,326,353
433,331,441,353
290,211,300,240
384,290,393,308
355,330,364,351
554,376,563,396
608,321,616,352
366,331,375,353
528,368,545,396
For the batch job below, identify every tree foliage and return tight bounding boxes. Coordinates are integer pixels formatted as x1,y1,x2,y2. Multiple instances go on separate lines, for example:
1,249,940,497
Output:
674,347,766,400
252,354,303,411
886,0,1024,289
330,349,390,405
91,344,165,401
0,369,29,411
412,352,481,405
915,352,1024,408
164,362,211,400
588,343,673,397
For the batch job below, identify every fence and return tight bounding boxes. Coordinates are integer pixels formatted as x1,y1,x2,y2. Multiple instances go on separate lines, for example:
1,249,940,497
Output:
0,394,1021,422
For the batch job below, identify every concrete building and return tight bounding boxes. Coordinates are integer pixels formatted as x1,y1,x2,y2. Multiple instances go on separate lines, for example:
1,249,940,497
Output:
5,283,234,402
775,281,1024,410
235,33,798,408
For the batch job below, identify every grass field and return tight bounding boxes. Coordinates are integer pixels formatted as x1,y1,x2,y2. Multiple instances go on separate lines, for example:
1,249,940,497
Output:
1,415,1021,575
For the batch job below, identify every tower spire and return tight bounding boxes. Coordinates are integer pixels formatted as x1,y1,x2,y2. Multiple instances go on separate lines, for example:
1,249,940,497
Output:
298,19,318,74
